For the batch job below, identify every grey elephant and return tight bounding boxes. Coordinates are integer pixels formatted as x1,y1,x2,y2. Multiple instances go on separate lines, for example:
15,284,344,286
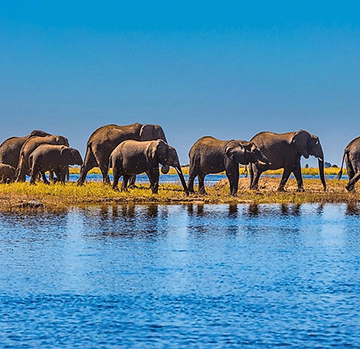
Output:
188,136,269,196
0,164,16,183
16,135,70,182
337,136,360,191
108,139,188,195
29,144,83,185
249,130,326,192
77,123,168,186
0,130,51,168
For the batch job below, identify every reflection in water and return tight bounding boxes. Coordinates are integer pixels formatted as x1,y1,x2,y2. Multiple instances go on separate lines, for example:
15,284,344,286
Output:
248,204,259,217
1,203,360,347
346,203,360,216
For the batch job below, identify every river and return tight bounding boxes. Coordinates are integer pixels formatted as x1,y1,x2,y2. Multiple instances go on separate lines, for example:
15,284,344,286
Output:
0,203,359,348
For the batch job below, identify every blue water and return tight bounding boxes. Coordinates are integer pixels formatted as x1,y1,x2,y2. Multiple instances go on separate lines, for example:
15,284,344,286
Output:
1,203,360,348
69,173,345,185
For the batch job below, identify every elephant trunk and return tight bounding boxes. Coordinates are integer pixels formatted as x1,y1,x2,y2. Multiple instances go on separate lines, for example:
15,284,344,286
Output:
318,158,326,191
175,166,189,195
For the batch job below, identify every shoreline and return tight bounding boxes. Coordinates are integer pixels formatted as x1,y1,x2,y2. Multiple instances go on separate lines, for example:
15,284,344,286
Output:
0,177,358,213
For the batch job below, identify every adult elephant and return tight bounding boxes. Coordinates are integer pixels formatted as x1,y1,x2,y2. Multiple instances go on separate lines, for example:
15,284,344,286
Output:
337,136,360,191
188,136,269,196
249,130,326,192
29,144,83,185
16,135,69,182
77,123,168,185
0,130,51,168
108,139,188,195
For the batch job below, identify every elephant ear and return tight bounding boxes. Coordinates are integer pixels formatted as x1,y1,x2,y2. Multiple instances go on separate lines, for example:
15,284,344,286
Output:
60,146,71,159
140,124,156,141
154,140,170,173
225,140,243,161
291,130,310,158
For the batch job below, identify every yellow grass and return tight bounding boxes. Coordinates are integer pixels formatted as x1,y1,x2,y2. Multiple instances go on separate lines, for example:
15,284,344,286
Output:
0,175,357,213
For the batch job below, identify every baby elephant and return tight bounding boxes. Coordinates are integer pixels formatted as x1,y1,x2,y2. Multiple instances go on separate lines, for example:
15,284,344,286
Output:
29,144,83,185
0,164,16,183
188,136,269,196
109,139,188,194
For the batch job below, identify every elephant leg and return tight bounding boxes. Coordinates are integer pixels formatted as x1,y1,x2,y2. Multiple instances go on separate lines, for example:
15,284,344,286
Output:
121,175,130,192
49,171,55,183
59,168,67,184
112,167,122,191
278,167,292,191
346,171,360,192
16,163,27,182
187,166,198,194
128,175,137,189
147,168,159,194
77,146,97,186
250,165,262,190
41,171,50,184
292,161,304,192
29,165,40,185
99,164,111,185
198,173,206,195
345,161,355,191
226,165,239,196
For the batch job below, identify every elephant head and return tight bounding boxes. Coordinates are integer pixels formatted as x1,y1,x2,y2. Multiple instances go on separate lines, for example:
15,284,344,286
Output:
60,147,83,166
291,130,326,191
154,140,189,195
225,141,269,167
55,135,70,147
140,124,168,143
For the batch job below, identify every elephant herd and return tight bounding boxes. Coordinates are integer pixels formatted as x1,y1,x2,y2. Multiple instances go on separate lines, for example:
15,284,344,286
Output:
0,122,360,195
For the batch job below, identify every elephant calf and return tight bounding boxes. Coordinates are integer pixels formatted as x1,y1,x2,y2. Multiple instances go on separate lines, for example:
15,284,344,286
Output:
188,136,269,196
0,164,16,183
29,144,83,185
108,139,188,194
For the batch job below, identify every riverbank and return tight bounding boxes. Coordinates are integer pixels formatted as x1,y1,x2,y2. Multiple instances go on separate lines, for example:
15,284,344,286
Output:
0,176,357,212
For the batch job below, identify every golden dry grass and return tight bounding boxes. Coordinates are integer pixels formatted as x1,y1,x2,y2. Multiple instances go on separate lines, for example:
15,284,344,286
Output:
0,174,357,213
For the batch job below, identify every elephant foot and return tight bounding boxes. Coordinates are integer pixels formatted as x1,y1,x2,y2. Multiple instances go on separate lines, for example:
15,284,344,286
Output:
277,187,286,192
346,184,355,192
128,184,138,189
296,187,305,192
199,189,207,195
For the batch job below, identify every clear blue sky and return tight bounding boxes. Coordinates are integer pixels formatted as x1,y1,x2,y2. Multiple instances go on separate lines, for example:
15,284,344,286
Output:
1,1,359,166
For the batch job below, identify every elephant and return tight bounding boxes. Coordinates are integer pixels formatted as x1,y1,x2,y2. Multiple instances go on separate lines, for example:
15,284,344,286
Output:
29,144,83,185
337,136,360,191
108,139,188,195
0,130,51,168
249,130,326,192
0,164,16,183
16,135,69,182
77,123,168,186
187,136,269,196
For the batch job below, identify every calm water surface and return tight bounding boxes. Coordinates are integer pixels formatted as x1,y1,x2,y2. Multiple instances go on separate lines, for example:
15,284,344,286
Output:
0,203,359,348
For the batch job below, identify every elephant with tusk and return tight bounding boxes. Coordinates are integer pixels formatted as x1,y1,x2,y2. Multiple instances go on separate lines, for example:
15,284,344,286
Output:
249,130,326,192
77,123,168,186
108,139,188,195
188,136,269,196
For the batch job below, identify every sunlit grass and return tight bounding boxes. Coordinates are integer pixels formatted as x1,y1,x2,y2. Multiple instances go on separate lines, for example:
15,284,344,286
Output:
0,174,357,213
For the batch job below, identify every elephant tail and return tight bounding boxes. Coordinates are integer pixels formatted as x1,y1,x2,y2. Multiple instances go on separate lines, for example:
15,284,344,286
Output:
337,149,348,180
